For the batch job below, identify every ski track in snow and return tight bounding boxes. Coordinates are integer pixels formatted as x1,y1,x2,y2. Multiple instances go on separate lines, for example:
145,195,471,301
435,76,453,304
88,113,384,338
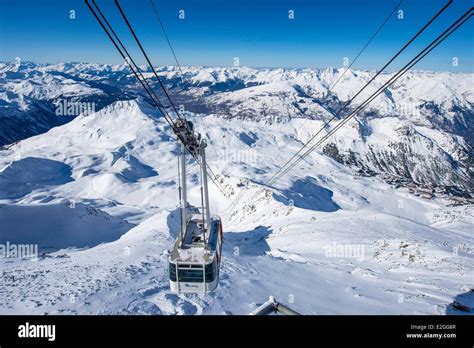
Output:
0,100,472,315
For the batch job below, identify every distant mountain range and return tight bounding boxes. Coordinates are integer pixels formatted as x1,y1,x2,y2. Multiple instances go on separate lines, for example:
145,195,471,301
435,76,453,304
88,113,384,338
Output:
0,61,472,194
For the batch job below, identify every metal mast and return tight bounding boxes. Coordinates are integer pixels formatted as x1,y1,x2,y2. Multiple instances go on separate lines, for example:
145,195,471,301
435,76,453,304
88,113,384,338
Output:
175,119,212,245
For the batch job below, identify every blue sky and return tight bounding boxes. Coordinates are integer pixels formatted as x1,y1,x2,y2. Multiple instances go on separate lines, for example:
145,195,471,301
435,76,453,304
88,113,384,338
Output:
0,0,472,71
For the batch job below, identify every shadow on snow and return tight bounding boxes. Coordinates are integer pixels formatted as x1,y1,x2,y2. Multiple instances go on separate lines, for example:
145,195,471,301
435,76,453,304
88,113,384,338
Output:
273,176,340,212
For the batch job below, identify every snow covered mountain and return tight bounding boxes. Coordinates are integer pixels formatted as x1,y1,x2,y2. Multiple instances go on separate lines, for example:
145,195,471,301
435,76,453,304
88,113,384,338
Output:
0,61,134,145
2,62,472,135
0,99,472,315
1,62,472,194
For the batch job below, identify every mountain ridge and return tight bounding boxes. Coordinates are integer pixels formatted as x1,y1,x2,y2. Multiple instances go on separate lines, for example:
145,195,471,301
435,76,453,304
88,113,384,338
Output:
1,61,472,194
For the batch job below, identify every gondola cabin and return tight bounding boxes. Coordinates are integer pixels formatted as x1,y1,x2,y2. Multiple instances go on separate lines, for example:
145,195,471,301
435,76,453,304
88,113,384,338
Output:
169,214,223,293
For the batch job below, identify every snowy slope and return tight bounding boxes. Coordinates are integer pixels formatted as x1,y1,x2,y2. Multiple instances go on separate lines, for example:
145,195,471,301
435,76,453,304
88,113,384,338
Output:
1,62,472,194
0,99,472,315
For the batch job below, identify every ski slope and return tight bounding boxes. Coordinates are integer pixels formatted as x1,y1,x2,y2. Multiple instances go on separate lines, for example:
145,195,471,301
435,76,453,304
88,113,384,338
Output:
0,100,472,314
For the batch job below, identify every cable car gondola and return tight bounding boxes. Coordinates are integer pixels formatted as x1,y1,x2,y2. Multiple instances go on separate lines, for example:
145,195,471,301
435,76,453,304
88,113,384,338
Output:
169,214,223,292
